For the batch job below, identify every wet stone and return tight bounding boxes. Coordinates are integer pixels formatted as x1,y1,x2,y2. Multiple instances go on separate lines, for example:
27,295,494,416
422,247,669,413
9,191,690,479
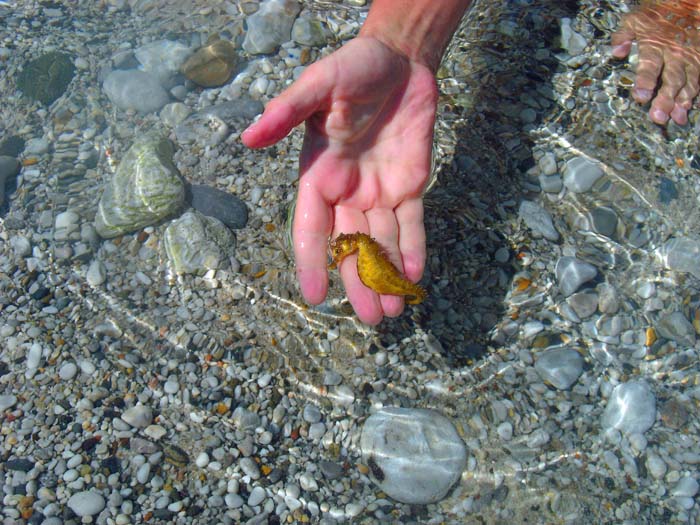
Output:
95,135,185,238
659,237,700,279
103,69,170,114
163,210,235,275
601,380,657,435
660,398,690,430
360,407,467,504
67,490,106,517
181,39,239,88
6,458,35,472
556,256,597,297
188,184,248,230
519,200,559,241
243,0,302,55
590,206,618,238
0,155,21,207
657,176,678,204
17,52,75,105
563,156,604,193
656,311,696,347
567,291,598,318
121,405,153,428
534,347,584,390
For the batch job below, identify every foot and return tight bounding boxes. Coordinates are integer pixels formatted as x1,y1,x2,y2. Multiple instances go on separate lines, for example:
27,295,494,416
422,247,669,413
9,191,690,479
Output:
612,1,700,126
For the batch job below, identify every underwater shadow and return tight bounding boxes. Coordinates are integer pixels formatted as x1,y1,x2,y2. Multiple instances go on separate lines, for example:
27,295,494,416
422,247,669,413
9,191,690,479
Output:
378,0,580,365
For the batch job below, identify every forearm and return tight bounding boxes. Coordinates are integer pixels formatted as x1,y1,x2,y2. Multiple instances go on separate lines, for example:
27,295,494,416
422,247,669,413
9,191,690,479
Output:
359,0,472,72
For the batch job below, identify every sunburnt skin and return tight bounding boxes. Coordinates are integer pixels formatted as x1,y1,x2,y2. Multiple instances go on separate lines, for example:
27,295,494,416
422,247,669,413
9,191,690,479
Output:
328,232,427,304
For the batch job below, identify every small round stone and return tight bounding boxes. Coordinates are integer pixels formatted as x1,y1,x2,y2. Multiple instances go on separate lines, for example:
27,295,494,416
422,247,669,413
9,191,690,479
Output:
59,362,78,381
67,490,106,517
534,347,584,390
601,380,657,434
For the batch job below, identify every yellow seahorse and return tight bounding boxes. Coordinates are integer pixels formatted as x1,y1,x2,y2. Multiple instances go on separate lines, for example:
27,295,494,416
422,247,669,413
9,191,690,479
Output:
328,232,427,304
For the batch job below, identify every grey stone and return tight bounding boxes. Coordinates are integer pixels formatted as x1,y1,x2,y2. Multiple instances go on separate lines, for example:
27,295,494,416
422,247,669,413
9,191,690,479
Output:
360,407,466,504
174,99,263,146
95,135,185,238
103,69,170,114
243,0,301,54
656,311,696,347
163,210,235,275
567,291,598,318
519,200,559,241
556,256,597,297
601,380,656,434
563,156,604,193
0,155,20,207
292,16,329,47
67,491,106,517
590,206,618,238
188,184,248,230
534,347,584,390
659,237,700,279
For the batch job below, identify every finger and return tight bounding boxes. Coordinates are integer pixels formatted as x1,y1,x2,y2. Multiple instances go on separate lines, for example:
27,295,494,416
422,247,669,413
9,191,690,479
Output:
649,51,687,124
293,182,332,305
241,60,335,148
611,28,635,58
366,207,404,317
395,197,426,283
333,206,384,325
670,62,700,125
630,40,665,105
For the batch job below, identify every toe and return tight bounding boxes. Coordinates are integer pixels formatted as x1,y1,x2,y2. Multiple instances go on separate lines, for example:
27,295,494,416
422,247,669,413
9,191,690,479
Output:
632,42,664,103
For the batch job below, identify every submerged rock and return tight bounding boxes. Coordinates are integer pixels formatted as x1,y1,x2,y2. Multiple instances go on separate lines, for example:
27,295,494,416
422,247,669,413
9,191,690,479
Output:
163,210,235,274
534,347,584,390
519,200,559,241
563,156,604,193
181,39,239,88
243,0,301,55
17,52,75,105
95,135,185,238
658,236,700,279
556,256,597,297
601,380,656,434
103,70,170,114
188,184,248,230
0,156,21,207
360,407,466,504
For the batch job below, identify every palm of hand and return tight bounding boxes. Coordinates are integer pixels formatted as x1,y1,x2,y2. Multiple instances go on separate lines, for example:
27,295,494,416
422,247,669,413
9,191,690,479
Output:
242,37,437,324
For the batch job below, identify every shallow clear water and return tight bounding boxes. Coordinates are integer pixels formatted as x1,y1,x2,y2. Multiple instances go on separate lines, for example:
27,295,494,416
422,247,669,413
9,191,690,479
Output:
1,0,700,523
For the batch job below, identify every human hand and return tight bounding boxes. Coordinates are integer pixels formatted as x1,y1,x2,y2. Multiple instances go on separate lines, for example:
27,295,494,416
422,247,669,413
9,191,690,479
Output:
612,1,700,126
242,37,437,324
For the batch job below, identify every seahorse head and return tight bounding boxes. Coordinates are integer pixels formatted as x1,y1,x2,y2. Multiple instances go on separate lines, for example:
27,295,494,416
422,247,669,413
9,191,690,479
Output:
328,233,359,268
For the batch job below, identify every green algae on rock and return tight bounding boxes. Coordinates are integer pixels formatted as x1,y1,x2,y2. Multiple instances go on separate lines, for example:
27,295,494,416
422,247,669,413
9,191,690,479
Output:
17,52,75,105
94,135,185,238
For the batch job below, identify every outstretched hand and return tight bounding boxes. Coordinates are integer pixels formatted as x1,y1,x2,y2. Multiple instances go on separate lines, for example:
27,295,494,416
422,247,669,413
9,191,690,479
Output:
242,37,437,325
612,2,700,126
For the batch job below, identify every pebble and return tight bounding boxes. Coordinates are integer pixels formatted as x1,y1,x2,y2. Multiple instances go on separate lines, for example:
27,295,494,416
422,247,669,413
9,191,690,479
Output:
519,200,559,241
303,403,322,423
121,405,153,428
534,347,584,389
67,490,106,517
103,69,170,113
188,184,248,230
360,407,467,504
563,156,604,193
556,256,597,297
0,394,17,411
671,476,699,498
601,380,657,434
58,362,78,380
0,155,20,207
86,260,107,286
659,237,700,278
247,486,266,507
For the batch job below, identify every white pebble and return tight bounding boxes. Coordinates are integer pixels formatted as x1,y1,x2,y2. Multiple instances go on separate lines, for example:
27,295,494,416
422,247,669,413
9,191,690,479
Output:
59,362,78,381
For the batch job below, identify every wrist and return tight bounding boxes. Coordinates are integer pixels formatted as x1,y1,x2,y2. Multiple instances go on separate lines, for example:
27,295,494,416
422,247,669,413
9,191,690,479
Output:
359,0,471,72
